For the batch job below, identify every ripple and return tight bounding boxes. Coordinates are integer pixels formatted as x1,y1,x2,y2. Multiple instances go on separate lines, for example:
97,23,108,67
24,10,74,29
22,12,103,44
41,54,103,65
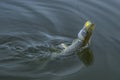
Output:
0,32,87,77
0,30,95,77
0,0,120,79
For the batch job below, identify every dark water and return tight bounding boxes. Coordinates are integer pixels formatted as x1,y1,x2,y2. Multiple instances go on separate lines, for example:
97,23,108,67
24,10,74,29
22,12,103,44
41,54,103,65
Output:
0,0,120,80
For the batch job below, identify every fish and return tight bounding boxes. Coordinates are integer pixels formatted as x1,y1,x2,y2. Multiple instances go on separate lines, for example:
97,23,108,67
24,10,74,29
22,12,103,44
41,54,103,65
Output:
52,21,95,58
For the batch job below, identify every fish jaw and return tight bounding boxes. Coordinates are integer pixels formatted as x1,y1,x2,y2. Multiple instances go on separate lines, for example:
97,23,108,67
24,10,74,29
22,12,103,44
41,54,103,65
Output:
78,21,95,47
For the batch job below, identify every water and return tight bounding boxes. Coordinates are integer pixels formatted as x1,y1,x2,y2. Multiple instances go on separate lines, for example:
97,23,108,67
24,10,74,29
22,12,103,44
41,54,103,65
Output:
0,0,120,80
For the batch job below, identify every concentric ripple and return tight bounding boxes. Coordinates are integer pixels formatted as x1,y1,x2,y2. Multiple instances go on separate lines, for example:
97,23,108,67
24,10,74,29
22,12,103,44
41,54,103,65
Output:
0,0,120,80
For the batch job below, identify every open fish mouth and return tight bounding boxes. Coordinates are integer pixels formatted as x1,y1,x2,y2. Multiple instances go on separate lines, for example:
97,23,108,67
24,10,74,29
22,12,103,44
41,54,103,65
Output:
78,21,95,47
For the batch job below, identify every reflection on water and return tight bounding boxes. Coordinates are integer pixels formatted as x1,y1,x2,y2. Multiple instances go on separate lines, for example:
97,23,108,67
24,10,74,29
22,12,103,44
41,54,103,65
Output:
77,47,94,66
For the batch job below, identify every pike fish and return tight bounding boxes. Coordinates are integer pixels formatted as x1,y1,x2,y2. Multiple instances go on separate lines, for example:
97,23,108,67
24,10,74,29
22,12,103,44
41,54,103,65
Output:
52,21,95,58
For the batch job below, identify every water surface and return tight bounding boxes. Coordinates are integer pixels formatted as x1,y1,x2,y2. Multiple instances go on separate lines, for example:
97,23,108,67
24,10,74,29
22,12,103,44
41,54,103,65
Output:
0,0,120,80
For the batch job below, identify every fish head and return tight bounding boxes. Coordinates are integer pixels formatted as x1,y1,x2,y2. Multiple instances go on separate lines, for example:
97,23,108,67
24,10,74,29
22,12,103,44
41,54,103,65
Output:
78,21,95,47
84,21,95,33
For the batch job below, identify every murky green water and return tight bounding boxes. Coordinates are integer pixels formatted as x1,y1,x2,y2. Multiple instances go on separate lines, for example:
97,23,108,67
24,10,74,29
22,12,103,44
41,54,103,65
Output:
0,0,120,80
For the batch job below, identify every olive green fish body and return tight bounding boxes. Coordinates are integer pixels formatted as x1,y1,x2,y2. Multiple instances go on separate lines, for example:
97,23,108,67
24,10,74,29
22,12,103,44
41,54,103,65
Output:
52,21,95,58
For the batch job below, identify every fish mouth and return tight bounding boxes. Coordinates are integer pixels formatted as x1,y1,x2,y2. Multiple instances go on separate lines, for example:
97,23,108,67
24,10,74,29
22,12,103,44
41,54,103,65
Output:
84,21,95,33
82,21,95,46
78,21,95,47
